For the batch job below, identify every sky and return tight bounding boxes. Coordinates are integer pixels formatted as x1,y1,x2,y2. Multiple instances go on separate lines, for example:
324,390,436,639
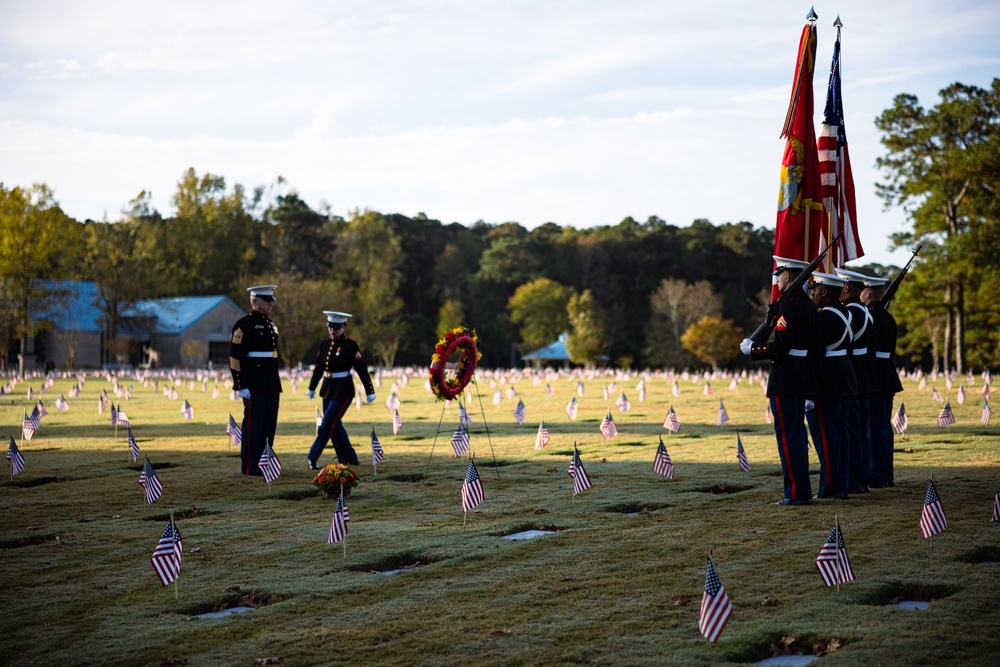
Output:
2,0,998,267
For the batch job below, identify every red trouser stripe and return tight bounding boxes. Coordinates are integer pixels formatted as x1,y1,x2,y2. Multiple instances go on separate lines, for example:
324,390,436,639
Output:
326,399,350,439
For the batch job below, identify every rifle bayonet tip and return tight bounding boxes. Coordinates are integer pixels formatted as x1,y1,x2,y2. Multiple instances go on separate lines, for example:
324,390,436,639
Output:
834,15,842,29
807,6,818,22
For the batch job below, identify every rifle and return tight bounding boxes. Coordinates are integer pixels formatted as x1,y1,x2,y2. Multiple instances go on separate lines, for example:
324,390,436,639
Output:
749,232,843,344
882,244,921,311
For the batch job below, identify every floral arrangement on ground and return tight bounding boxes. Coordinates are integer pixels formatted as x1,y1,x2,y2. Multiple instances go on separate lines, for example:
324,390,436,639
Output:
313,463,360,496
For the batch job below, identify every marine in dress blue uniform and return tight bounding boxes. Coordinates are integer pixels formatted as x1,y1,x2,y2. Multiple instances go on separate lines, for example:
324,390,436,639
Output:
836,267,878,494
741,257,818,505
861,276,903,488
805,272,857,499
307,311,376,468
229,285,283,476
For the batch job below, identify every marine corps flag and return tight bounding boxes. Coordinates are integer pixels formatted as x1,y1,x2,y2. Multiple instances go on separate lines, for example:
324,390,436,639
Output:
774,9,825,300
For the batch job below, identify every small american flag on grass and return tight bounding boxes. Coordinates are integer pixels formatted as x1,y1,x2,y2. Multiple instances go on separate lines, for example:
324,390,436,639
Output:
328,489,349,544
115,404,130,427
891,402,907,434
458,401,472,427
717,400,729,426
534,420,550,450
128,427,140,463
991,482,1000,523
99,389,110,415
181,399,194,422
568,446,592,496
151,516,182,586
920,480,947,539
565,397,578,420
139,457,163,504
616,392,631,414
227,414,242,447
23,408,40,441
451,424,470,457
765,402,773,424
461,459,484,512
816,523,855,586
983,399,992,427
599,411,618,439
371,429,384,465
55,394,69,412
513,399,526,425
936,401,955,428
258,441,281,484
653,437,673,479
736,433,750,472
663,405,681,433
7,437,25,476
699,558,733,644
393,409,403,435
931,387,943,402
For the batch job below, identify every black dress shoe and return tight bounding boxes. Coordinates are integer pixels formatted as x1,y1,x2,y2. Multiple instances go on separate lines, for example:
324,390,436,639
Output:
308,459,320,470
791,499,811,505
850,485,870,494
775,498,793,505
832,492,848,500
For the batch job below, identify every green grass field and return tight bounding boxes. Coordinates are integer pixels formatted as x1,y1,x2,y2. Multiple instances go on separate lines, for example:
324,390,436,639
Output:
1,369,998,666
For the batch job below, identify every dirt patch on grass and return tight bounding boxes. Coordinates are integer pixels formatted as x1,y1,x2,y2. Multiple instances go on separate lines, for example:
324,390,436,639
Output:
697,483,752,495
492,522,566,536
395,435,425,441
614,441,647,447
958,546,1000,564
725,633,846,663
181,589,286,616
142,507,213,521
488,459,527,467
862,582,957,606
273,488,319,501
0,533,58,549
348,551,448,573
5,476,73,488
604,501,669,514
128,462,179,471
385,473,427,483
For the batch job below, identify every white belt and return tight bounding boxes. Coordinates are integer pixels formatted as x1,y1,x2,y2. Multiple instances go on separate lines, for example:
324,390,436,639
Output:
324,371,351,378
247,351,277,358
825,350,847,357
875,351,891,359
852,348,868,355
788,349,808,357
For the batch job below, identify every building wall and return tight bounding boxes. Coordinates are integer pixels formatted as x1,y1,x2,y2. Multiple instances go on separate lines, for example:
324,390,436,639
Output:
149,301,244,368
44,331,104,369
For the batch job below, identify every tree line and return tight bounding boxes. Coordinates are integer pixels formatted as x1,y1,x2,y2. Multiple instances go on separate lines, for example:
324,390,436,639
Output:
1,79,997,373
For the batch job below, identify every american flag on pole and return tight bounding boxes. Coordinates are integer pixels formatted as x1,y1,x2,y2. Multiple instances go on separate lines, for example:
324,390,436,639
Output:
55,394,69,412
602,383,610,401
128,427,140,463
616,392,631,414
817,25,863,269
577,381,585,396
736,433,751,472
653,436,673,479
672,380,680,396
545,383,554,398
566,397,578,420
458,401,472,427
451,424,470,457
703,382,713,396
699,558,733,644
717,400,729,426
139,457,163,504
328,488,349,544
115,403,130,427
991,482,1000,523
27,386,34,400
99,389,110,415
492,388,503,406
983,399,992,427
36,400,48,419
599,411,618,440
385,391,400,411
816,523,855,586
931,387,943,403
663,405,681,433
371,428,384,465
461,459,484,512
150,516,183,586
227,414,242,447
568,446,591,496
957,385,967,405
22,408,40,441
6,437,25,476
110,402,117,426
393,409,403,435
920,480,947,539
765,401,773,424
892,402,908,434
181,399,194,422
936,401,955,428
534,420,550,450
513,399,526,425
638,383,647,403
258,441,282,484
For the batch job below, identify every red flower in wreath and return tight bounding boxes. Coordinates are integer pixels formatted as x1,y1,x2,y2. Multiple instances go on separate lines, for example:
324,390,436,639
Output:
429,326,481,401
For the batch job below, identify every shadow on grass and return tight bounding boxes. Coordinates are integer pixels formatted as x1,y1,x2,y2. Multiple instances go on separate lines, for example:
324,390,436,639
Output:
4,476,75,488
859,581,958,605
180,588,286,616
0,533,58,549
347,551,449,573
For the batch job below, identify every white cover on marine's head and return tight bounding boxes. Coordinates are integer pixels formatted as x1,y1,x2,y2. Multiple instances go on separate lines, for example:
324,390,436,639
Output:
834,267,870,284
861,275,887,287
323,311,352,325
812,271,846,287
772,256,811,275
248,284,278,300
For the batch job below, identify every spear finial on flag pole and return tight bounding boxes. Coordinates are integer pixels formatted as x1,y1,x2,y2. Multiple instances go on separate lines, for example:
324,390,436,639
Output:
833,14,842,30
807,6,818,22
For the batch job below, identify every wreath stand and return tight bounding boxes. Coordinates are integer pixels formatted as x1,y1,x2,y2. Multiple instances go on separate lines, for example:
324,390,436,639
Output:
425,378,500,480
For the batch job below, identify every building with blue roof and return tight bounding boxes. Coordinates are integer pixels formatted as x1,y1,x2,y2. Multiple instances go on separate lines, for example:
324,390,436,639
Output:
34,281,244,369
521,333,572,369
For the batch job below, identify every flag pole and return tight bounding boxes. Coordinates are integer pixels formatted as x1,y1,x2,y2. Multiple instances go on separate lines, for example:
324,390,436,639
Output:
341,482,346,559
835,514,841,592
171,512,179,600
471,378,501,480
265,438,271,494
424,400,449,474
371,425,377,478
22,410,27,444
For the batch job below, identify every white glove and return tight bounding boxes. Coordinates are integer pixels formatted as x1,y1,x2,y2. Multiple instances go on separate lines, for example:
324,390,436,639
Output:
804,399,815,412
237,388,251,399
740,338,753,356
308,390,315,399
366,393,376,404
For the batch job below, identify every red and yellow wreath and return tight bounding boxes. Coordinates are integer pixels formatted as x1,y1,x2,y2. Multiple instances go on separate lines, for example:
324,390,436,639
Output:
429,326,482,401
